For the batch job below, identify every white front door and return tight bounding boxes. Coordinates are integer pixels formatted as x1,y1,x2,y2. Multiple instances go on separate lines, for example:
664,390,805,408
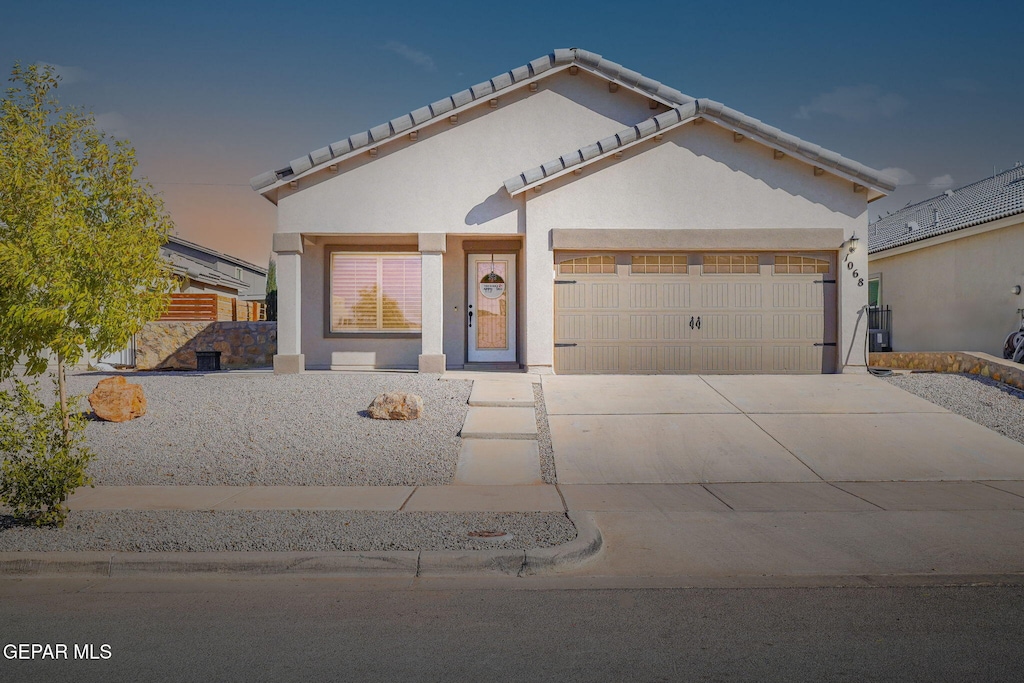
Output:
467,253,516,363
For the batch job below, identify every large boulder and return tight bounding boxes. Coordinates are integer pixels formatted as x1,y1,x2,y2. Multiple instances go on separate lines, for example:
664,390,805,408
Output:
367,392,423,420
88,376,147,422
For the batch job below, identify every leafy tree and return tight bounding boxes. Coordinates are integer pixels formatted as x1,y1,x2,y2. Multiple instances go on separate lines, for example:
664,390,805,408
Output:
0,62,174,524
0,62,176,418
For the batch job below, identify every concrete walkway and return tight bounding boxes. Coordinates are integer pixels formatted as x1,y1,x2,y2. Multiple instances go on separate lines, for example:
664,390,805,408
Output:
454,376,543,485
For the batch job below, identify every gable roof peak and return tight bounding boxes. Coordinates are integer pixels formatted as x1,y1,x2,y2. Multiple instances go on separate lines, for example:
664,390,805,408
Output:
250,47,694,194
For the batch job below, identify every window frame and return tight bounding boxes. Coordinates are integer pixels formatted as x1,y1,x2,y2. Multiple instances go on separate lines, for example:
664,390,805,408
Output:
868,274,882,308
630,254,689,275
773,254,831,275
556,254,616,275
326,250,423,336
701,254,759,275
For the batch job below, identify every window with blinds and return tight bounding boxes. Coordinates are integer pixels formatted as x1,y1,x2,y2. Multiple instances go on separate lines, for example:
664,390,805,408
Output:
330,253,421,332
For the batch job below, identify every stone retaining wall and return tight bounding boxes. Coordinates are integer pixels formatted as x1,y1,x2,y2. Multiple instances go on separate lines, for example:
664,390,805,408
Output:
136,322,276,370
869,351,1024,391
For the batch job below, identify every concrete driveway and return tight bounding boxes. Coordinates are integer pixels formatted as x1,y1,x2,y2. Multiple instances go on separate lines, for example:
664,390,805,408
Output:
543,374,1024,484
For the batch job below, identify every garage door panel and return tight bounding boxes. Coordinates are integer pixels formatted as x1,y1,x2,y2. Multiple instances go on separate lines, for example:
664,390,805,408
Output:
590,346,620,373
663,315,693,340
629,346,657,373
553,251,834,375
630,283,658,308
591,315,619,340
663,346,692,373
556,345,586,373
733,283,762,308
702,346,730,372
772,313,802,340
702,314,730,340
733,346,763,372
557,314,586,341
806,313,825,340
591,283,619,308
773,283,802,308
662,283,690,308
556,283,586,309
629,315,658,340
734,314,763,340
701,283,729,308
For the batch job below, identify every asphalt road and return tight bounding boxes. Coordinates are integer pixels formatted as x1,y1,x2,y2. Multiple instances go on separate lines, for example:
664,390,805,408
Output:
2,578,1023,682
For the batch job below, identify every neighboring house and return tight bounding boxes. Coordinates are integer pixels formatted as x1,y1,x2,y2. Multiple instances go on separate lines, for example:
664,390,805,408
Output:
251,48,894,375
164,235,269,303
868,165,1024,357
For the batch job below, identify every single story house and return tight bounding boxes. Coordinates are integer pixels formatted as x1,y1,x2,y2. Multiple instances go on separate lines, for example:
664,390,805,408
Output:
164,235,268,303
251,48,895,375
868,165,1024,357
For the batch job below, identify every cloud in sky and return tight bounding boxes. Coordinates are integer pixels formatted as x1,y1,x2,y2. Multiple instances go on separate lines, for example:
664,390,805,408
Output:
796,85,907,121
35,61,90,85
928,174,955,190
881,167,916,186
382,41,436,72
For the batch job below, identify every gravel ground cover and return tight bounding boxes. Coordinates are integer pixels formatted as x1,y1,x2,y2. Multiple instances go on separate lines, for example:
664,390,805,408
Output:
884,372,1024,445
62,371,472,486
534,383,556,484
0,511,576,552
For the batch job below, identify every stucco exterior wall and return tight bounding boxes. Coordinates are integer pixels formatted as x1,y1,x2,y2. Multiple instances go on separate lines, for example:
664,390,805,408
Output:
276,70,661,237
869,219,1024,356
524,122,869,370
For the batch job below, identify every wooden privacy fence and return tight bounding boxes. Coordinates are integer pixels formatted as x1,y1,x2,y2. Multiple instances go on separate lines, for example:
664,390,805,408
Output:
158,294,265,322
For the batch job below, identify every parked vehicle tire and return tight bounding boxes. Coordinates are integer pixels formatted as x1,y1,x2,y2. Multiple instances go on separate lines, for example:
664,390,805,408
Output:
1004,331,1024,360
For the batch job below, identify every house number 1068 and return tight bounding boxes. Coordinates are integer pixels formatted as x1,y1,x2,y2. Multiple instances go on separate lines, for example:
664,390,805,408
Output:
844,253,864,286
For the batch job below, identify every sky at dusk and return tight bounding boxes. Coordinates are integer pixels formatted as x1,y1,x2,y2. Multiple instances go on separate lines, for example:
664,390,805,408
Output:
2,0,1022,266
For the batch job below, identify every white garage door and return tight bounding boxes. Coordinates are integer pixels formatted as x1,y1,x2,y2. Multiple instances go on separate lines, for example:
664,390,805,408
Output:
553,253,836,374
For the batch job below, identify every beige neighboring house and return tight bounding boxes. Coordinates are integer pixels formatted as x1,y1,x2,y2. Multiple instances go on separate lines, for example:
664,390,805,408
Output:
868,165,1024,357
251,48,895,375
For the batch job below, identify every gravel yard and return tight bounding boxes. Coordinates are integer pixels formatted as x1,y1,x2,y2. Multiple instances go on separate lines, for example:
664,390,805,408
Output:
66,371,472,486
0,510,576,552
884,372,1024,446
534,383,556,484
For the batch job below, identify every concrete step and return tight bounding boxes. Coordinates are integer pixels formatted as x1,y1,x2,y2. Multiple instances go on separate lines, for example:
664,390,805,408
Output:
454,440,542,485
460,406,538,440
468,380,535,407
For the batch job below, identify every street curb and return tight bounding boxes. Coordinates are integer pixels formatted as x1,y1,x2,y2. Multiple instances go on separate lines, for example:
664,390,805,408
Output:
0,513,602,578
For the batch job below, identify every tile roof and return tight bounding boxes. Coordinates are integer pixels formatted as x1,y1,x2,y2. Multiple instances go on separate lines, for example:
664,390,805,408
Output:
252,47,894,199
250,48,697,192
868,165,1024,253
504,99,897,195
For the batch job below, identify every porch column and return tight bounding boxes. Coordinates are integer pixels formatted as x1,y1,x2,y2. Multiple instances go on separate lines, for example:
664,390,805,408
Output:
418,233,446,373
272,233,304,374
525,229,554,373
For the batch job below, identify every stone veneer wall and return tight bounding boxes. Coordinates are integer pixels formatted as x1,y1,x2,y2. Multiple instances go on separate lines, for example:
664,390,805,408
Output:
136,322,277,370
869,351,1024,391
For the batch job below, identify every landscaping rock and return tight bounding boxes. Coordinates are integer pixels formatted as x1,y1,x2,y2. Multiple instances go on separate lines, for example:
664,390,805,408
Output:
367,392,423,420
88,376,147,422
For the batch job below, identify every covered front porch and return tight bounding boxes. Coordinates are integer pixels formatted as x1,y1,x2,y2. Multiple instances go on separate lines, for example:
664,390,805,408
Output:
271,232,554,374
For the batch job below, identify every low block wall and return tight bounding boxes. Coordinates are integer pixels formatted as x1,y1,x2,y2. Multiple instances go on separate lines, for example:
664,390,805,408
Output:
869,351,1024,391
137,322,277,370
